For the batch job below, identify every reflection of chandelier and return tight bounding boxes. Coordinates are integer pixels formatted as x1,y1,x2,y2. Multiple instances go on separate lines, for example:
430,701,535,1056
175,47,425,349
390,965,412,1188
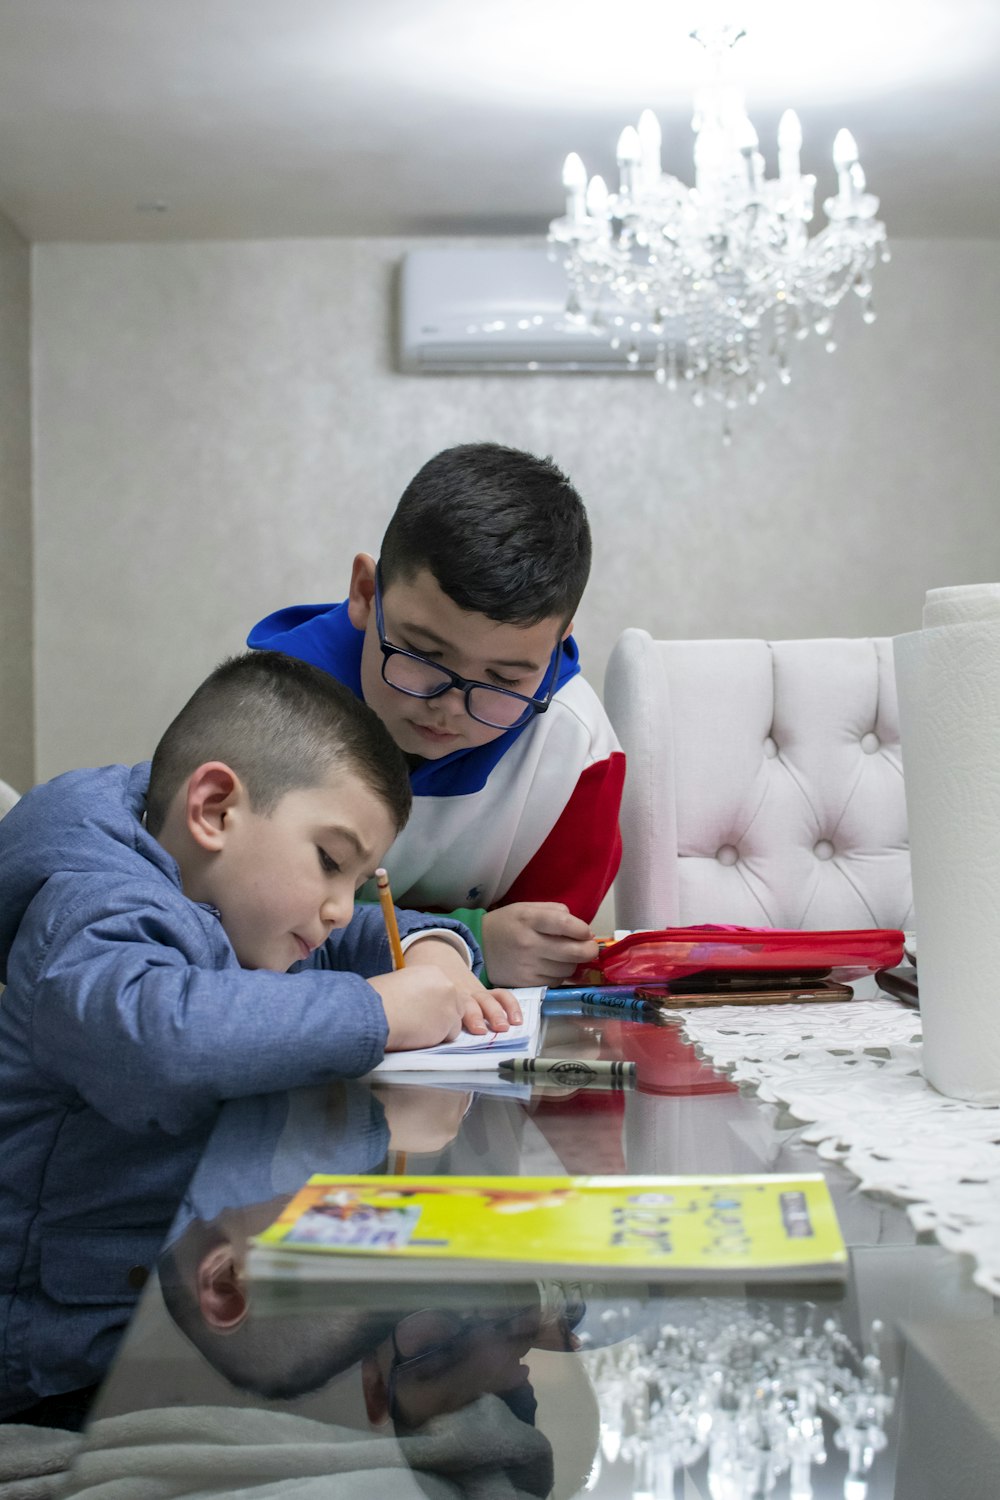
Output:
579,1299,895,1499
548,23,887,435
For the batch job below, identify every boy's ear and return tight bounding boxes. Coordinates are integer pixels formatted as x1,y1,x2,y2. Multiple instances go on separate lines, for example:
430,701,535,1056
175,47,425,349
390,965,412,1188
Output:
196,1243,249,1332
561,619,575,641
185,762,242,852
347,553,378,631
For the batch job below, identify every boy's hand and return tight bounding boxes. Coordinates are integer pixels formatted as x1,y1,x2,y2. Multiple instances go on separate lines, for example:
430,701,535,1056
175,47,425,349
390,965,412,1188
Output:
403,935,522,1037
370,937,522,1049
372,1081,473,1154
482,903,600,986
369,967,467,1052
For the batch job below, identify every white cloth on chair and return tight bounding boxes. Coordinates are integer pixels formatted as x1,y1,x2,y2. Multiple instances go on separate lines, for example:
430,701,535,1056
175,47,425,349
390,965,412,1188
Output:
605,631,912,931
59,1397,553,1499
0,1422,78,1499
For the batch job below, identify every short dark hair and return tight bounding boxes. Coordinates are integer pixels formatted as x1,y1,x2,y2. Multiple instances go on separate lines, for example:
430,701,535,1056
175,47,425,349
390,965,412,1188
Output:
146,651,411,838
380,442,591,626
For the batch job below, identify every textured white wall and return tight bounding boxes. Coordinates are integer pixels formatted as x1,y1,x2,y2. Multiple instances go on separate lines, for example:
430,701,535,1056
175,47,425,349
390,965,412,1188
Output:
30,236,1000,781
0,210,32,791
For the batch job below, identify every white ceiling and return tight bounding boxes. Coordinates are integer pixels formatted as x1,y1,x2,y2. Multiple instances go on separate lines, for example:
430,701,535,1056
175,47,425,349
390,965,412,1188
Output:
0,0,997,243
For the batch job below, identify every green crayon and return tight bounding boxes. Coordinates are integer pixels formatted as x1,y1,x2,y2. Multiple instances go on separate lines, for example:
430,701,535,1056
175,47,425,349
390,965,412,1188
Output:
498,1057,636,1081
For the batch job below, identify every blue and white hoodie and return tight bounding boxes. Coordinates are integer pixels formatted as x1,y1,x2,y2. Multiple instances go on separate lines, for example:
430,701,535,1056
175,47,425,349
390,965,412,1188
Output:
249,600,625,922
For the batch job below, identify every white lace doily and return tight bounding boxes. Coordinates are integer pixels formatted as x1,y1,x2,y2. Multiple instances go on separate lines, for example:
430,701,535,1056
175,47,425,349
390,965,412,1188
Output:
675,998,1000,1297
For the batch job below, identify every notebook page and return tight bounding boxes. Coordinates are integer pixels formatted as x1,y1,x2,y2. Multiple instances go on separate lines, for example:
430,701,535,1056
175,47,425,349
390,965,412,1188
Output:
370,988,543,1072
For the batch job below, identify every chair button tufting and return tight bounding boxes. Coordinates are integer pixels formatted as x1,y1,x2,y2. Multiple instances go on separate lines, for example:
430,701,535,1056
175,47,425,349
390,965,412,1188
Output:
813,839,834,861
716,844,740,866
763,736,778,758
860,731,880,754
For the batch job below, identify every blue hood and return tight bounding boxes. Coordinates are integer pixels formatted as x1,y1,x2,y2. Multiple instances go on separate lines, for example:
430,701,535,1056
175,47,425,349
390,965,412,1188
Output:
0,762,173,983
248,598,581,797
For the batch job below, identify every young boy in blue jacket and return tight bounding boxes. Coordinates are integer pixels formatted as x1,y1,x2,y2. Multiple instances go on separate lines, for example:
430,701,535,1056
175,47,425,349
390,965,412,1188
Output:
0,650,516,1426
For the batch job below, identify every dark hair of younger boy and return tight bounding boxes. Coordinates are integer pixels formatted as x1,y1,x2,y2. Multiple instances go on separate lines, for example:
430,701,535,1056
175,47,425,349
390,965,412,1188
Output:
145,651,412,838
379,442,592,628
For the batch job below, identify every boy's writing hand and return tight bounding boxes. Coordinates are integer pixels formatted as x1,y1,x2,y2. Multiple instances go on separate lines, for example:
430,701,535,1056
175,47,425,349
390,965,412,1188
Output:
370,967,466,1052
482,903,600,986
404,935,522,1037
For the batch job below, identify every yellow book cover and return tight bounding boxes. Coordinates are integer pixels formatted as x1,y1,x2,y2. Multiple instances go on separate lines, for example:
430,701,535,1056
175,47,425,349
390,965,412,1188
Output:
250,1173,847,1283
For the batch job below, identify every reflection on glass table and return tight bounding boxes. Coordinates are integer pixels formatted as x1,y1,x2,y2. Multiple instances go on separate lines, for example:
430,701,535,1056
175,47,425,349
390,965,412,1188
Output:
579,1296,894,1499
57,1016,1000,1500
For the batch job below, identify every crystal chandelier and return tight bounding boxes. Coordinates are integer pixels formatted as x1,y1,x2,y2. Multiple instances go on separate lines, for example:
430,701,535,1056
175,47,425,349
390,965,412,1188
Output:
548,21,888,434
579,1298,896,1499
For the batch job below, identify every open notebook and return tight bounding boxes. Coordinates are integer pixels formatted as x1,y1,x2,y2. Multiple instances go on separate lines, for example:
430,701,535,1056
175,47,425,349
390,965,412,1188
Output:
370,987,543,1073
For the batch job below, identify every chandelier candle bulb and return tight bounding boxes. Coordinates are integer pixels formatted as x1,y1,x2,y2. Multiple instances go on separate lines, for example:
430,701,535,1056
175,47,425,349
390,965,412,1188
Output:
616,125,641,195
736,120,760,191
735,117,758,151
833,128,860,201
637,108,662,187
849,161,867,205
585,174,609,223
833,127,859,168
777,108,802,184
561,152,588,224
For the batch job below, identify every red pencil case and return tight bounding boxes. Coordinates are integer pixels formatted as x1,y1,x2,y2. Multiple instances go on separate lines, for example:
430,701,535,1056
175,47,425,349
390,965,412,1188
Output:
576,924,905,985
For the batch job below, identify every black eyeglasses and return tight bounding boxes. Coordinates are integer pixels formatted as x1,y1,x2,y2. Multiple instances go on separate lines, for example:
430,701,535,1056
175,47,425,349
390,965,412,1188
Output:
373,563,561,730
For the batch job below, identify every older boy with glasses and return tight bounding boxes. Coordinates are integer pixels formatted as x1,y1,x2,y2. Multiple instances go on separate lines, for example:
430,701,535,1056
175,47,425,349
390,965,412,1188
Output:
248,442,624,986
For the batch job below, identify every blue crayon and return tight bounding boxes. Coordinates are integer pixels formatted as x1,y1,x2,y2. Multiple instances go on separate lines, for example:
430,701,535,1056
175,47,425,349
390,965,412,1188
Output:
543,986,651,1013
545,985,637,1000
543,1000,659,1021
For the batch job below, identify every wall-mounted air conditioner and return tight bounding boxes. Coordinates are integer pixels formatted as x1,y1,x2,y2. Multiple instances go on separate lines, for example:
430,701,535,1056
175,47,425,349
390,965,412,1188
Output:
398,246,659,374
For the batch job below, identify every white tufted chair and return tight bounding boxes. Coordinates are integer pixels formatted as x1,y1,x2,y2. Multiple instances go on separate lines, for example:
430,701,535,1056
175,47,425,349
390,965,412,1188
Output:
605,630,913,932
0,778,17,997
0,777,19,819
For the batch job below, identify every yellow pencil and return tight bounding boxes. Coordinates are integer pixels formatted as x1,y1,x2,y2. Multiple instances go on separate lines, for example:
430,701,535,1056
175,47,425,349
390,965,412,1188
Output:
375,867,406,971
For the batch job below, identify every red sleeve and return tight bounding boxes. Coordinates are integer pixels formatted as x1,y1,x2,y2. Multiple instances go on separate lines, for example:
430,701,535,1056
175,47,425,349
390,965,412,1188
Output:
495,752,625,923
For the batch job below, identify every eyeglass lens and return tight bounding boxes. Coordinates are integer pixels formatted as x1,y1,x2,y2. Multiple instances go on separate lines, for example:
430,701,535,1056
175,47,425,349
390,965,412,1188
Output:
381,653,536,728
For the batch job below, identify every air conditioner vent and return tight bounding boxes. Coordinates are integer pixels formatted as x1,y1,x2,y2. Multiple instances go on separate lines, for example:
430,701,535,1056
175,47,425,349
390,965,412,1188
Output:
398,246,661,373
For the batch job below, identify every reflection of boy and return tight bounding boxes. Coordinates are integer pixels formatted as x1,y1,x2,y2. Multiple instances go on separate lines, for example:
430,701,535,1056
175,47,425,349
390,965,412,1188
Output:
0,651,515,1423
161,1192,571,1497
160,1202,557,1497
152,1088,583,1498
249,442,625,986
364,1299,580,1438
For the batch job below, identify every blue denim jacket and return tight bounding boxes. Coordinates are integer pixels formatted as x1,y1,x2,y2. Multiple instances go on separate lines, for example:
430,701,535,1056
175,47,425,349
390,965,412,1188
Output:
0,762,479,1414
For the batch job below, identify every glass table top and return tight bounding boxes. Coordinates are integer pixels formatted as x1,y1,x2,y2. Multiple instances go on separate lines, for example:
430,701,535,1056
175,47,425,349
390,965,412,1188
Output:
63,1010,999,1500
